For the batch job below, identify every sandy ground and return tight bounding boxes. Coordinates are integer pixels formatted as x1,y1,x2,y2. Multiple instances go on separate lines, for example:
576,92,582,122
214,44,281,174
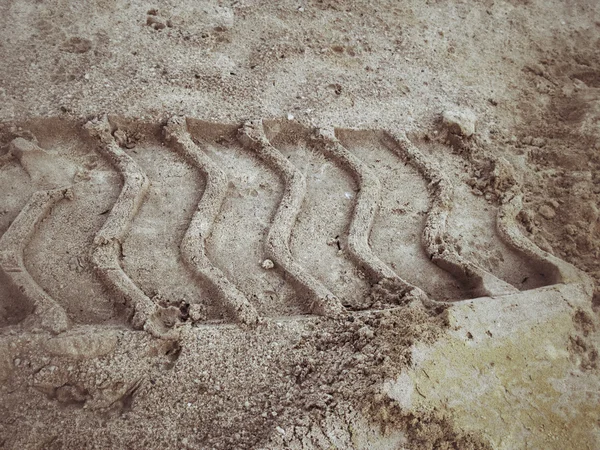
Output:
0,0,599,449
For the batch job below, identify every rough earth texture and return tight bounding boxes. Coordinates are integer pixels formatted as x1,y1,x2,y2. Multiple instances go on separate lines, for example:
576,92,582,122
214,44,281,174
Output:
0,1,599,449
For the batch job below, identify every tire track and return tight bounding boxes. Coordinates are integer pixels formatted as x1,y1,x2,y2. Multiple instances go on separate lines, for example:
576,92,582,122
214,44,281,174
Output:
164,117,260,325
336,129,464,302
187,120,299,318
381,131,518,298
85,116,176,338
310,128,428,303
239,120,345,317
0,116,586,335
14,123,123,326
0,187,71,333
264,121,370,309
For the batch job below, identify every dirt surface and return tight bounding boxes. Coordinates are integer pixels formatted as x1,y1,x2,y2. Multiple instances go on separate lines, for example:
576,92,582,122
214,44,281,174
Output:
0,1,599,449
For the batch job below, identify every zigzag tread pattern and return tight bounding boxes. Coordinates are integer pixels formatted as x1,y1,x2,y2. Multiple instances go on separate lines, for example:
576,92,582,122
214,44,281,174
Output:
164,117,260,325
239,120,345,318
0,116,589,337
85,116,176,338
0,187,71,333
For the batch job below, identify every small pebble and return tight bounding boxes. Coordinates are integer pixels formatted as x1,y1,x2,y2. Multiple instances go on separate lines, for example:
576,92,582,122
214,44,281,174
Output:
262,259,274,269
442,109,477,137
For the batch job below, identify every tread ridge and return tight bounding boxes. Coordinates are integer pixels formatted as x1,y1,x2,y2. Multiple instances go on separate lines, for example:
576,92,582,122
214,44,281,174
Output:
311,128,429,301
498,189,593,295
85,116,175,338
164,117,260,325
0,187,71,333
382,131,518,298
239,120,345,317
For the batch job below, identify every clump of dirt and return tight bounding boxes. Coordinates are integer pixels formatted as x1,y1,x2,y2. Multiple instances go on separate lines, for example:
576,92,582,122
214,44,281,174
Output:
368,396,492,450
60,37,92,54
252,305,451,447
424,124,518,206
508,43,600,310
260,305,462,448
574,308,597,337
0,303,458,449
427,38,600,310
569,334,598,371
367,278,413,309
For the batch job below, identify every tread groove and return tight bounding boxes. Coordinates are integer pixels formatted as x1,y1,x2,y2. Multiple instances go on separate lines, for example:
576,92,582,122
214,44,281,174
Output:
382,131,518,298
85,116,176,337
164,117,260,325
498,189,593,295
239,120,345,317
0,187,71,333
311,128,429,302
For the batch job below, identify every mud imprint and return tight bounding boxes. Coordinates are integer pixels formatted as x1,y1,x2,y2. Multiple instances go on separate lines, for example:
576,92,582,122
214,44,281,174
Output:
337,129,465,301
187,120,300,319
415,138,551,291
265,120,370,310
108,119,222,323
0,116,589,337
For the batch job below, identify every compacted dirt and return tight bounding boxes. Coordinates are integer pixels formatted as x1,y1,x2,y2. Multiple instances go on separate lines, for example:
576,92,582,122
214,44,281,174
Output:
0,1,599,449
